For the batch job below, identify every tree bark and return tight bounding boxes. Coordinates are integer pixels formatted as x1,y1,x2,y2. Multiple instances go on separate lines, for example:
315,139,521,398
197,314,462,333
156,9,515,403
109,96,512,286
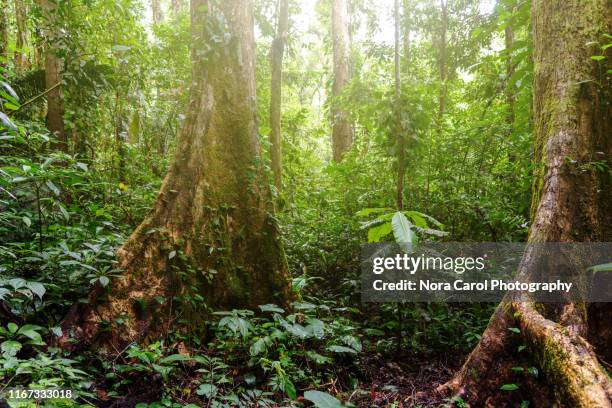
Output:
331,0,353,162
437,0,448,120
394,0,405,211
14,0,29,73
504,21,515,132
269,0,289,191
438,0,612,406
59,0,293,351
0,0,8,70
39,0,67,151
170,0,186,15
151,0,163,24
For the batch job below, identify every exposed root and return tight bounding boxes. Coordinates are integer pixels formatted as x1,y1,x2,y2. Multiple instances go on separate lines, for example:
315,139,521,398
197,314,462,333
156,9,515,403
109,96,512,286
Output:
438,301,612,407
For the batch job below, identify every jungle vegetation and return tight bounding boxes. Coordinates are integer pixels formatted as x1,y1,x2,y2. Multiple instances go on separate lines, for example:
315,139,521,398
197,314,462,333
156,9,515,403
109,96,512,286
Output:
0,0,610,406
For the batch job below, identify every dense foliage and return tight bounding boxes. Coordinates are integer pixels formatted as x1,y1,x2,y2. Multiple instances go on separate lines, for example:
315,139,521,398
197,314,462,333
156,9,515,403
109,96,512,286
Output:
0,0,569,406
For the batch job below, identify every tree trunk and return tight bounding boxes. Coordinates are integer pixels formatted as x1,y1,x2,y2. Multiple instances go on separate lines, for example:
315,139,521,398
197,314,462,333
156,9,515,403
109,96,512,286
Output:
39,0,67,151
0,0,8,70
59,0,293,351
394,0,405,211
437,0,448,121
504,14,515,133
151,0,163,24
438,0,612,406
170,0,185,15
14,0,29,73
269,0,289,191
331,0,353,162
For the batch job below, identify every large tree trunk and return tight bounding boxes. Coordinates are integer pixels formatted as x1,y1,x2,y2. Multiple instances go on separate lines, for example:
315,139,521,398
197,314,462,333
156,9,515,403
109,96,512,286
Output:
438,0,611,406
331,0,353,162
39,0,67,151
14,0,29,73
59,0,293,351
269,0,289,191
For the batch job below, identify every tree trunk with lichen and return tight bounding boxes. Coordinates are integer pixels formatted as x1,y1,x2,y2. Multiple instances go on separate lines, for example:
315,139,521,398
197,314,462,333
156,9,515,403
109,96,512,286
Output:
331,0,353,163
437,0,611,406
59,0,293,351
269,0,289,191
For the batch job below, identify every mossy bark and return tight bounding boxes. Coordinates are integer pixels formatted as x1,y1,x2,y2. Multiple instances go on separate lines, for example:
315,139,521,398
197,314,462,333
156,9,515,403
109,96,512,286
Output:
438,0,611,405
61,0,293,351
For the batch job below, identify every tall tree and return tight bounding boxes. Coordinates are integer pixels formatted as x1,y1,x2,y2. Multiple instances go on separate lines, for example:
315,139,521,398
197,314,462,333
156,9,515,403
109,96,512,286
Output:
39,0,67,151
394,0,405,210
269,0,289,191
437,0,448,121
504,3,516,132
439,0,611,405
171,0,186,15
151,0,163,24
330,0,353,162
0,0,8,69
60,0,293,349
14,0,29,73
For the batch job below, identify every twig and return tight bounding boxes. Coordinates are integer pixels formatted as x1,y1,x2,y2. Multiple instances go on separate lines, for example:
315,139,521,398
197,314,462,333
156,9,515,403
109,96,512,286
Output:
8,82,62,116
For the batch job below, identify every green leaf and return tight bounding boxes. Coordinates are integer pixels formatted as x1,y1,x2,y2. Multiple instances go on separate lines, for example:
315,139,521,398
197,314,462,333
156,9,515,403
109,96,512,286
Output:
26,282,45,299
249,337,267,356
327,345,357,354
99,276,110,287
160,353,191,364
367,222,392,242
22,216,31,227
589,262,612,272
508,327,521,334
17,324,43,342
355,207,392,217
340,335,362,352
305,351,332,365
303,390,344,408
258,304,284,313
1,340,22,357
591,55,605,61
196,383,218,399
7,322,18,334
46,180,61,196
392,211,416,253
500,383,519,391
284,379,297,399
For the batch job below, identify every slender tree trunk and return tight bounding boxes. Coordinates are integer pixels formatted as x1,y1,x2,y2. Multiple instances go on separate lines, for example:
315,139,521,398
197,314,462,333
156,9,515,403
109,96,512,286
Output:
14,0,29,73
269,0,289,191
114,91,126,183
505,20,515,132
151,0,163,24
438,0,612,406
39,0,67,151
331,0,353,162
437,0,448,122
59,0,293,351
0,0,8,69
394,0,405,211
402,0,410,70
170,0,185,15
